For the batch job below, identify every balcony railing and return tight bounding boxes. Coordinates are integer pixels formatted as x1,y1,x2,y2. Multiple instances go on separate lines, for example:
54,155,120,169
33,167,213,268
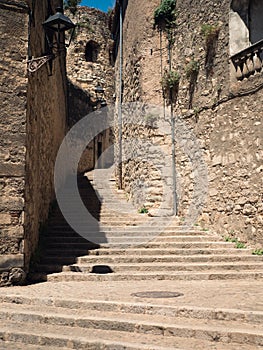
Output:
230,39,263,80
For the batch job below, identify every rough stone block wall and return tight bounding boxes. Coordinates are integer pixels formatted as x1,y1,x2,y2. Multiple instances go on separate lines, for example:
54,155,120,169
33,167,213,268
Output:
24,0,67,269
114,0,263,245
67,7,115,172
0,0,29,286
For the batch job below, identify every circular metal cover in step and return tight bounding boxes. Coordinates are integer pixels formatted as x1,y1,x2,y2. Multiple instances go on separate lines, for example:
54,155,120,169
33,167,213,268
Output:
131,291,183,298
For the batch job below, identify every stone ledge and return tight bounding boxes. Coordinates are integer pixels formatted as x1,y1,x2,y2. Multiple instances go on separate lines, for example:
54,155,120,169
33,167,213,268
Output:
0,254,24,271
0,163,25,177
0,197,24,211
0,0,28,13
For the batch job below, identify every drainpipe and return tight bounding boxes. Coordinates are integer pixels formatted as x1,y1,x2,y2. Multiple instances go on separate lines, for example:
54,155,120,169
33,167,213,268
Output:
168,42,178,216
117,0,123,189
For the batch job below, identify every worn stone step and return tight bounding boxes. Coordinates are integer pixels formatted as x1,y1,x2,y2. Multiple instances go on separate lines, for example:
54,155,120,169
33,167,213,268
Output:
3,323,258,350
79,247,252,256
45,249,97,256
41,248,253,262
41,256,77,265
0,302,262,347
44,236,93,243
1,295,262,325
44,242,235,254
77,254,262,263
42,231,211,239
45,226,204,232
44,235,223,244
45,240,227,250
64,261,263,273
34,264,63,273
47,219,147,226
46,270,263,282
0,321,177,350
0,340,71,350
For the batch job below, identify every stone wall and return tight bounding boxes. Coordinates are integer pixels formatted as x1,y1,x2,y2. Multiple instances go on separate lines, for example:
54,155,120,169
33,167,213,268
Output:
24,0,67,269
113,0,263,245
67,7,115,172
0,0,68,286
0,0,29,286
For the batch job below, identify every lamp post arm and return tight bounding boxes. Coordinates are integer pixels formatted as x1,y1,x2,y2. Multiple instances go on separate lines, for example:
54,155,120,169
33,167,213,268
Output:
27,54,54,73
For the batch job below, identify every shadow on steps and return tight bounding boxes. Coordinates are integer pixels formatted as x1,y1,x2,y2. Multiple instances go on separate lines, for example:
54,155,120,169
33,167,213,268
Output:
27,174,107,284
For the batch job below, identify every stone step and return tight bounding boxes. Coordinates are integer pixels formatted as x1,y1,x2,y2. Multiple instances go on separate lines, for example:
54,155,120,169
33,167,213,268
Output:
43,230,211,238
0,302,262,347
76,254,262,263
48,218,147,225
45,226,196,232
44,242,235,254
34,264,63,273
45,241,229,250
41,249,262,265
78,247,253,256
0,340,71,350
46,270,263,282
1,295,262,325
44,235,222,243
0,321,177,350
63,261,263,273
41,256,77,265
3,322,259,349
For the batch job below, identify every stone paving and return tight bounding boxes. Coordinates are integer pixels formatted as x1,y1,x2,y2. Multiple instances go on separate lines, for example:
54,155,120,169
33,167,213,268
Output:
0,279,262,312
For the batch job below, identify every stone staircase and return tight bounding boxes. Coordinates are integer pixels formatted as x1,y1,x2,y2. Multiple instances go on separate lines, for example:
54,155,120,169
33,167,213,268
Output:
1,169,263,349
0,290,262,349
29,170,263,283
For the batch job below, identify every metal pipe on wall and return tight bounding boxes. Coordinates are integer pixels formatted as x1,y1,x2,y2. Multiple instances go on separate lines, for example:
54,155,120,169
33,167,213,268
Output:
117,0,123,189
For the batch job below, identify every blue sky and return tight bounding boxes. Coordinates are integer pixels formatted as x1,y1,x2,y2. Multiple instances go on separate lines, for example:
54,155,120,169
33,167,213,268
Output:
80,0,116,12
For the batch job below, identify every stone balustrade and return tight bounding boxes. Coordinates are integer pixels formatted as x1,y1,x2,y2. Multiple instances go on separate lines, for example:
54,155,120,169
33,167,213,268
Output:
230,39,263,80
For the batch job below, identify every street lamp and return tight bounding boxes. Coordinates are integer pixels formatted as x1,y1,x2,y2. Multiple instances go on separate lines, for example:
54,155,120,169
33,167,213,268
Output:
27,7,76,73
94,85,107,108
43,7,76,51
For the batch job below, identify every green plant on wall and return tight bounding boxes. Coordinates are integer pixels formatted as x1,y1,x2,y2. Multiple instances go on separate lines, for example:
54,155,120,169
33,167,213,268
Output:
154,0,177,45
201,24,219,43
185,59,200,109
185,59,200,79
252,249,263,256
138,206,148,214
64,0,81,15
161,70,180,105
201,23,220,77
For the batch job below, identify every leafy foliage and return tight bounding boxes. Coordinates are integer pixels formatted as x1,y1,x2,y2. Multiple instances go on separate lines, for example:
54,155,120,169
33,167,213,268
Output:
200,23,220,77
161,70,180,90
161,70,180,105
138,206,149,214
235,242,246,249
185,59,200,79
154,0,177,31
225,236,246,249
225,236,238,243
64,0,81,14
252,249,263,255
154,0,177,46
201,23,220,42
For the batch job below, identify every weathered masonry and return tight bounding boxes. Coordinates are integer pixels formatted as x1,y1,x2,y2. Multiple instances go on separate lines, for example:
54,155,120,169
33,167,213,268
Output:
66,6,115,172
112,0,262,245
0,0,67,286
